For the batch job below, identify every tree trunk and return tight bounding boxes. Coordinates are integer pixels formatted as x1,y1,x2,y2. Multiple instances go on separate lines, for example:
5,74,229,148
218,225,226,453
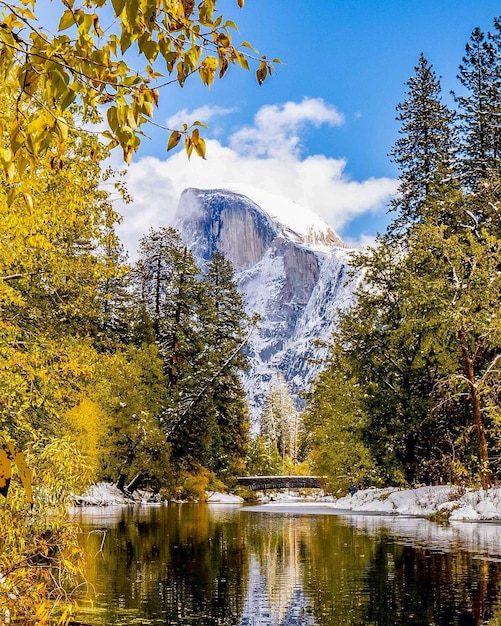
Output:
126,473,144,494
116,473,127,492
459,328,491,489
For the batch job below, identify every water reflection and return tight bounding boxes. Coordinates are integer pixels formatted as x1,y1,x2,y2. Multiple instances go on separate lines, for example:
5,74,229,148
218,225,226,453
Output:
72,504,501,625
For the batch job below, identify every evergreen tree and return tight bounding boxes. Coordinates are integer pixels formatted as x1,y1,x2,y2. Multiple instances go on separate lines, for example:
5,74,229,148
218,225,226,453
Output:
135,227,203,388
334,242,451,485
260,374,302,466
97,240,135,351
303,341,379,493
95,344,172,494
199,251,250,477
135,227,205,462
307,45,501,490
389,54,456,236
135,237,250,479
407,213,501,489
455,26,501,189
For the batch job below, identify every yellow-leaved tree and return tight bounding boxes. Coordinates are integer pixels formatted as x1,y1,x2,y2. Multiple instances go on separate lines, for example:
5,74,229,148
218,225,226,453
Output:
0,0,278,196
0,87,124,622
0,1,273,620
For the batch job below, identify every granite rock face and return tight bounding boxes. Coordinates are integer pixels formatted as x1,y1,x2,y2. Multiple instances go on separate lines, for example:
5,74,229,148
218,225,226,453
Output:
176,187,358,424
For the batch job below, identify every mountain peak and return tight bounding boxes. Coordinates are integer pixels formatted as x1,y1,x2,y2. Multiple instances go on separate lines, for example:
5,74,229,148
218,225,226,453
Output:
175,186,355,423
178,186,344,252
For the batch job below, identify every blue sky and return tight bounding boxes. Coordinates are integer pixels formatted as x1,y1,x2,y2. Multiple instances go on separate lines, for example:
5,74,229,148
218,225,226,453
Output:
112,0,501,254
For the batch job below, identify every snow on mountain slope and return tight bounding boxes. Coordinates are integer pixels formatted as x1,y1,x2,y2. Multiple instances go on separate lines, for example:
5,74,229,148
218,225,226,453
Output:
225,184,344,250
175,187,359,425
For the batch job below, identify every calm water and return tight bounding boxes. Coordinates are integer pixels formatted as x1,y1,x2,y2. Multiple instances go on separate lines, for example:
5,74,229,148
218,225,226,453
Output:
71,503,501,625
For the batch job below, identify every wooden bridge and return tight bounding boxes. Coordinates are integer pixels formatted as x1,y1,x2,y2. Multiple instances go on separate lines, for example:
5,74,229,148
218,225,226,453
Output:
236,475,325,491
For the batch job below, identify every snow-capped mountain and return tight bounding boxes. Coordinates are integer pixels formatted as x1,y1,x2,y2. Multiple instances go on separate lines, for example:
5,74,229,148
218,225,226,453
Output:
175,186,359,423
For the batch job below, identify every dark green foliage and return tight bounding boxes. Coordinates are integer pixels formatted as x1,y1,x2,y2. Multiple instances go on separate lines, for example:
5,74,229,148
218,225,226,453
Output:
307,26,501,489
134,232,250,481
96,344,173,494
389,54,456,236
303,343,380,492
455,27,501,189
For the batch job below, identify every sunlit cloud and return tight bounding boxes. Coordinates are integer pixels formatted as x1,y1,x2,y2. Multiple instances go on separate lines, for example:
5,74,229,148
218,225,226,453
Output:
230,97,345,157
166,104,236,130
115,98,397,258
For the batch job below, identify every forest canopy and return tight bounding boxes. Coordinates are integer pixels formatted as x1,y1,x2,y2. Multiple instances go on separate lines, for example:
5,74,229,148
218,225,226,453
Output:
305,22,501,493
0,0,267,621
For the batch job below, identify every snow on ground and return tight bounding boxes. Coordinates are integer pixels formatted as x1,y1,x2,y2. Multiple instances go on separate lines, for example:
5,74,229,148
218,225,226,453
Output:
75,483,243,505
206,492,244,503
76,483,501,522
75,482,162,506
259,485,501,521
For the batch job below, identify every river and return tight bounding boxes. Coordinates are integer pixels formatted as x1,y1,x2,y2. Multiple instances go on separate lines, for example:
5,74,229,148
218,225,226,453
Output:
71,503,501,625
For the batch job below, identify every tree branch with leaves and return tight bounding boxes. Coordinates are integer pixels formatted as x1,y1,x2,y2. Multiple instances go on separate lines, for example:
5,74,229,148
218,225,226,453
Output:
0,0,279,195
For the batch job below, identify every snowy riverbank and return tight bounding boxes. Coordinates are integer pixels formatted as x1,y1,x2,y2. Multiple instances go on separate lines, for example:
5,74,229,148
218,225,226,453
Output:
76,482,501,521
75,482,246,505
259,485,501,521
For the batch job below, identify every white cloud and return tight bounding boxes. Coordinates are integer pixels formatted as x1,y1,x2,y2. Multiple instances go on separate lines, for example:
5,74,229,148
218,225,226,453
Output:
115,98,397,258
230,97,345,158
166,104,235,130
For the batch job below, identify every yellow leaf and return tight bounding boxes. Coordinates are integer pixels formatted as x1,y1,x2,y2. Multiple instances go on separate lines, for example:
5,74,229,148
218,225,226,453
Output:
111,0,126,16
182,0,195,18
12,447,33,505
23,192,34,211
199,56,217,87
167,130,182,151
193,136,206,159
5,160,16,183
256,60,268,85
58,9,75,31
56,118,69,141
0,435,33,504
0,448,12,498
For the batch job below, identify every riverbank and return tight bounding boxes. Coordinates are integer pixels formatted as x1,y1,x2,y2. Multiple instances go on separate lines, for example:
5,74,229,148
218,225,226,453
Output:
258,485,501,521
74,482,246,505
76,482,501,521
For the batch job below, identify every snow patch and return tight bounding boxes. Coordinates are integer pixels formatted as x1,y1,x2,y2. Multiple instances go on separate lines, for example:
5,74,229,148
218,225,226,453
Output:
251,485,501,522
75,483,243,505
227,184,343,251
325,486,501,521
206,492,244,503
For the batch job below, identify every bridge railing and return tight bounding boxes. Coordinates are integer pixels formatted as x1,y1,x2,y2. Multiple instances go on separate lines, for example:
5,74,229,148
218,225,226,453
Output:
236,476,326,491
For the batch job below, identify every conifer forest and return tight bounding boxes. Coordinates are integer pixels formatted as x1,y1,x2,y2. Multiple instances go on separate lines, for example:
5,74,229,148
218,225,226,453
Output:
0,1,501,622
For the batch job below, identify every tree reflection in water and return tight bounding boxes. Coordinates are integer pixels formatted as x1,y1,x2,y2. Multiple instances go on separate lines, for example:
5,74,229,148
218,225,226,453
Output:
72,504,501,625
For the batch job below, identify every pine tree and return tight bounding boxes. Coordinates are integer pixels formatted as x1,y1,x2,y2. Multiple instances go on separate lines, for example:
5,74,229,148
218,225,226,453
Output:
389,54,456,236
199,251,250,476
455,26,500,189
303,341,378,493
135,238,251,478
260,375,302,466
135,227,205,463
135,227,203,388
97,240,134,351
307,46,501,489
333,241,451,485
